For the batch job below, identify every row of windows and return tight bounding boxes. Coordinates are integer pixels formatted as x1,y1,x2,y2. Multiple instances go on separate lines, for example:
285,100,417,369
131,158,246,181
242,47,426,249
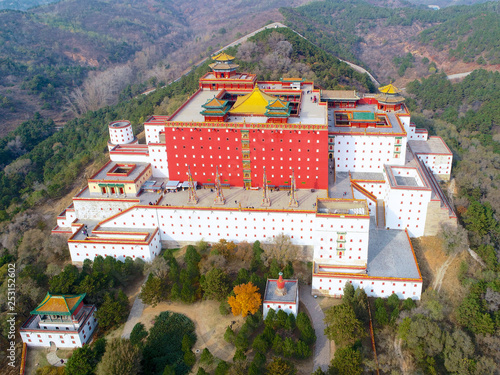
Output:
165,231,311,240
337,141,396,146
76,253,147,259
337,150,392,154
317,287,416,296
317,279,418,287
338,164,383,169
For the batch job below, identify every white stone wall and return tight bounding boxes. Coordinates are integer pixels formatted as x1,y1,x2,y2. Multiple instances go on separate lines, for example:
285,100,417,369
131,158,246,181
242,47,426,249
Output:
149,145,169,178
385,188,432,237
56,209,77,228
100,206,317,247
69,229,160,263
312,276,422,300
416,154,452,179
263,301,298,319
313,216,370,266
334,135,406,173
355,182,387,200
109,151,150,164
145,125,162,145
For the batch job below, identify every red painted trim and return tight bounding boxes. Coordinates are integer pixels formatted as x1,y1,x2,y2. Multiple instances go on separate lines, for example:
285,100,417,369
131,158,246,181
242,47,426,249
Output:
406,228,423,280
73,197,140,202
312,273,422,282
108,120,131,129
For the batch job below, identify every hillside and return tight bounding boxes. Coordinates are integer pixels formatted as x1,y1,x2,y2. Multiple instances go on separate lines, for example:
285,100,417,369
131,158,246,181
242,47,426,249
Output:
0,0,310,135
281,0,500,86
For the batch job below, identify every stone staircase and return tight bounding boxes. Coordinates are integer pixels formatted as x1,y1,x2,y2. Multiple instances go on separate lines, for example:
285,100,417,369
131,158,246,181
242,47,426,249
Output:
376,200,385,229
416,158,457,236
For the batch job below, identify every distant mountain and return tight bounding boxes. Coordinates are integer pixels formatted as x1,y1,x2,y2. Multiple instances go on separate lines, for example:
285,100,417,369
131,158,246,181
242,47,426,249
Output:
0,0,59,11
0,0,310,134
281,0,500,86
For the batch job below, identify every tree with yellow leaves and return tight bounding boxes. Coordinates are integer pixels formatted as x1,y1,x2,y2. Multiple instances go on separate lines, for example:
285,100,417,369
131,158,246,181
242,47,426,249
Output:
227,282,262,317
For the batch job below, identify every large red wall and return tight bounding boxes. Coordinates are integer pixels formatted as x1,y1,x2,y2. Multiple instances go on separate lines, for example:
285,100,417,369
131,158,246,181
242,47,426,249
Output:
162,125,329,189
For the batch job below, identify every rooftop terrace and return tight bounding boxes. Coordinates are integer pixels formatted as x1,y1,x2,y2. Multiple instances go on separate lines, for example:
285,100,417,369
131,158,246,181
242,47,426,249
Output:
169,84,327,126
408,136,452,155
328,105,407,135
158,185,327,212
89,161,150,182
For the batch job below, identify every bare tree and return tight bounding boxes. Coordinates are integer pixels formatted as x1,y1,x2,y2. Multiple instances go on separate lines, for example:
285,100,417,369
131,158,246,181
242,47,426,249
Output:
65,65,134,116
262,233,298,266
440,223,469,255
237,41,259,62
146,256,170,279
3,158,32,176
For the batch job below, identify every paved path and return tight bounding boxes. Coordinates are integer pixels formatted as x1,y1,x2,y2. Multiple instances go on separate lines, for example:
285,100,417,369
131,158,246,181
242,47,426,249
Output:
46,347,66,367
300,285,330,372
447,71,473,80
121,276,148,339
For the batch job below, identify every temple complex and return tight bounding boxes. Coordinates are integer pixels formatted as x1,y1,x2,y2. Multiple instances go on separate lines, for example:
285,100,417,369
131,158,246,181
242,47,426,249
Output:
52,53,458,300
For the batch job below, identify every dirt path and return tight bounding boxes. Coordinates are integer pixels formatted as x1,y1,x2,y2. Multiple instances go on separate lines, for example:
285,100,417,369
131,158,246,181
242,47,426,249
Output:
432,253,457,292
394,337,406,375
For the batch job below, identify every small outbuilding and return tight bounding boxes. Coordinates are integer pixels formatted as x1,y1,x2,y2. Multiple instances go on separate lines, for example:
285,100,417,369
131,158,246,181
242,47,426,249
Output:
20,293,97,348
263,272,299,318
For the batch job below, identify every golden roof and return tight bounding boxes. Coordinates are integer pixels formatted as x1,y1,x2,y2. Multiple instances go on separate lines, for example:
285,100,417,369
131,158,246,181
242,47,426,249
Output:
209,62,240,71
212,52,235,62
378,83,400,95
204,97,227,108
374,93,405,104
230,86,278,115
267,98,288,109
31,293,86,316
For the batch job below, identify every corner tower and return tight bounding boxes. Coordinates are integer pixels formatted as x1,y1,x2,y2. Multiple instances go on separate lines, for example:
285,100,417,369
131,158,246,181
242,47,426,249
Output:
107,120,138,151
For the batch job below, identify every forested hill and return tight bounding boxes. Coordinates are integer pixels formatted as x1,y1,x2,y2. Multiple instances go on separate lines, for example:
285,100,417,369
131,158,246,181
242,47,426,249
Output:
280,0,500,84
391,69,500,375
0,0,59,11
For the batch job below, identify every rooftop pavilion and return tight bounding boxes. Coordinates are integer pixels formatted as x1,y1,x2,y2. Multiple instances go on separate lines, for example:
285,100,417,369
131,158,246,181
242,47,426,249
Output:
316,198,368,216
